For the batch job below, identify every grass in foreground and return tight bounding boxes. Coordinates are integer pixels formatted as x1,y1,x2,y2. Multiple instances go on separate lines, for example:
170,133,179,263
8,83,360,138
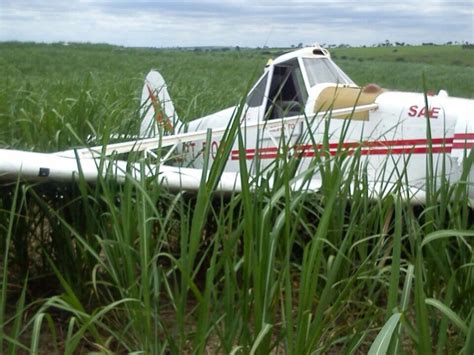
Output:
1,116,473,353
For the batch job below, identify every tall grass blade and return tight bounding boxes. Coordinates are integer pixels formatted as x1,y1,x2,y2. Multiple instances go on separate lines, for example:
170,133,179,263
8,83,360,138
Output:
425,298,468,335
414,244,431,353
464,315,474,355
6,275,28,355
30,313,46,355
387,197,402,317
249,323,273,355
368,312,401,355
0,179,20,349
421,230,474,247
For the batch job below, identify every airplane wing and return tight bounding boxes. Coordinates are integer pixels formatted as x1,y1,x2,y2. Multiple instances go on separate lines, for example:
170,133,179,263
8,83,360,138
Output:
0,104,375,194
0,148,244,193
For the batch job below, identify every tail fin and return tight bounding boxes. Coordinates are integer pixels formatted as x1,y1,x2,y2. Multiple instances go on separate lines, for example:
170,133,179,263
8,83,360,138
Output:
139,70,178,138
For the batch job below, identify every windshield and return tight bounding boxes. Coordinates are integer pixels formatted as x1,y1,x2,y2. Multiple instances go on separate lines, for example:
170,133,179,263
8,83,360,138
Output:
303,58,355,87
246,73,268,107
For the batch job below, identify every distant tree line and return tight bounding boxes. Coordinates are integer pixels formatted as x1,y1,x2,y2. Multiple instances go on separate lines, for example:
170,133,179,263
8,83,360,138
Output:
302,40,472,49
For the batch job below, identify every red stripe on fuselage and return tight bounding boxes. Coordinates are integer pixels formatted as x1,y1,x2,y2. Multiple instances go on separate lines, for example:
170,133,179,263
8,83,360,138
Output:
229,136,471,161
453,133,474,140
452,143,474,149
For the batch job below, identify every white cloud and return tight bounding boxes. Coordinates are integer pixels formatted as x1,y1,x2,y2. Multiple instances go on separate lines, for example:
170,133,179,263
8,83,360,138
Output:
0,0,472,47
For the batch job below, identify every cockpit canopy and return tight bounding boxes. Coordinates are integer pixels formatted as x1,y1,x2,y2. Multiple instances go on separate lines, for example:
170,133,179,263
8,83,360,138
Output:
302,57,354,87
246,45,356,119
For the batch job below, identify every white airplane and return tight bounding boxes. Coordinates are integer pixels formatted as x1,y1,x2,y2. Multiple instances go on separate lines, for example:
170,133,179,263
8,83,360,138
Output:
1,44,473,203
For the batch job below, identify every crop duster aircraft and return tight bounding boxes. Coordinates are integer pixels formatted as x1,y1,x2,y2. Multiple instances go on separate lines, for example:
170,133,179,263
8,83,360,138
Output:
1,45,473,203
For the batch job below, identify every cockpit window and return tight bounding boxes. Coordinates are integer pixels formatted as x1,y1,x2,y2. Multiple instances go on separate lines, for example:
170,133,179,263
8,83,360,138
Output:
264,59,308,119
246,73,268,107
303,58,355,87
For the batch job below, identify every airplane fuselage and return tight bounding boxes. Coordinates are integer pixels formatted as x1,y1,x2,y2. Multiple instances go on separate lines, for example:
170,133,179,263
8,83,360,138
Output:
181,87,474,201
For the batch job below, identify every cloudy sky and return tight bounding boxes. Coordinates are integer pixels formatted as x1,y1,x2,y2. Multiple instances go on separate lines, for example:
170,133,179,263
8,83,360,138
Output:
1,0,472,47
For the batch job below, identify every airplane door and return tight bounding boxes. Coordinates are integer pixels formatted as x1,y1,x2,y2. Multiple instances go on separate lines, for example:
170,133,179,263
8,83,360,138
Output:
251,60,307,173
